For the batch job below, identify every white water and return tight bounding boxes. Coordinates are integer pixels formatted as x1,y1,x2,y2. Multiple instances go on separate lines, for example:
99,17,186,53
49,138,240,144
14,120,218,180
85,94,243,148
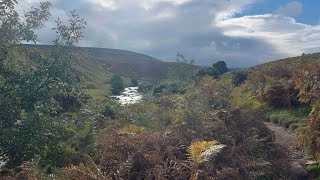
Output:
0,158,7,171
112,87,142,105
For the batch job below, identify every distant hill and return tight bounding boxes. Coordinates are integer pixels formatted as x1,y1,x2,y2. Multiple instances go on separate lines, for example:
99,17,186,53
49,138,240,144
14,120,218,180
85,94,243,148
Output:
23,45,173,83
250,53,320,71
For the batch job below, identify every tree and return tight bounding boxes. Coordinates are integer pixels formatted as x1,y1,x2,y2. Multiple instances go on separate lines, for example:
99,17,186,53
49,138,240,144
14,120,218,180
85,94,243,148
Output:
131,79,139,87
197,61,228,78
0,0,87,167
111,75,124,95
168,53,195,81
212,61,228,75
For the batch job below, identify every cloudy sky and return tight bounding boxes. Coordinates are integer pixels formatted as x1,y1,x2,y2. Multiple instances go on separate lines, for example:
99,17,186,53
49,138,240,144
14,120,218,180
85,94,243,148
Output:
19,0,320,67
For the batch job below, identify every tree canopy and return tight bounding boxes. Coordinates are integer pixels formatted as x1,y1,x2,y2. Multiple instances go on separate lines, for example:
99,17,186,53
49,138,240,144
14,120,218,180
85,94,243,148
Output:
197,61,228,78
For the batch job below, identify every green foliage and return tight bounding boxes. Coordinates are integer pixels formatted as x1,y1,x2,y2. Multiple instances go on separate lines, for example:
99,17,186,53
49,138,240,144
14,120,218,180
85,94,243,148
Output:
213,61,228,75
0,1,87,168
110,75,124,95
197,61,228,78
265,106,311,129
82,85,111,99
152,80,189,95
101,99,120,118
131,79,139,86
167,53,195,81
231,71,248,86
0,0,51,58
307,164,320,179
231,87,264,110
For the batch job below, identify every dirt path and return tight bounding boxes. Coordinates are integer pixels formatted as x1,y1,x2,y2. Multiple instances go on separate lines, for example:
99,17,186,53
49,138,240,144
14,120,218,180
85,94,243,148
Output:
264,122,305,161
264,122,313,179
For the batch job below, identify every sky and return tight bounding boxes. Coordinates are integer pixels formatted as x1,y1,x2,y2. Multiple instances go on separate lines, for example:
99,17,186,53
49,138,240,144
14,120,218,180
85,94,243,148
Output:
19,0,320,67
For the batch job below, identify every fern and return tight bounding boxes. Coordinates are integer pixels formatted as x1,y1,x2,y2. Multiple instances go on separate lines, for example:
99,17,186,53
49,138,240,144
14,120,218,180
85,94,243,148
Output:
187,140,225,164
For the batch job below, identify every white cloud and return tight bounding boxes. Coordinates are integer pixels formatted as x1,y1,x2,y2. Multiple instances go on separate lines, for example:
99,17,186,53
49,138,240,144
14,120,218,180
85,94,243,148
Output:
140,0,191,10
276,1,303,17
217,14,320,56
16,0,320,67
87,0,117,10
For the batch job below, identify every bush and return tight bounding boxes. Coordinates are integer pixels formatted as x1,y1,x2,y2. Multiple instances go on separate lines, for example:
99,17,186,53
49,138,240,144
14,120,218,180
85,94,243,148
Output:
110,75,124,95
197,61,228,78
232,71,248,86
259,84,299,108
101,104,117,119
152,81,188,95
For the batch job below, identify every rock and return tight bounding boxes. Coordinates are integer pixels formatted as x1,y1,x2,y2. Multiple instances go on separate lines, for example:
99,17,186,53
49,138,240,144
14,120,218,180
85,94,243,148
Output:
289,161,308,180
305,160,317,165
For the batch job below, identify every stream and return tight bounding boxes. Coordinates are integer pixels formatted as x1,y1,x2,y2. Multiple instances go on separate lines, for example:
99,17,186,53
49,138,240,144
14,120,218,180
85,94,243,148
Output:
111,87,143,105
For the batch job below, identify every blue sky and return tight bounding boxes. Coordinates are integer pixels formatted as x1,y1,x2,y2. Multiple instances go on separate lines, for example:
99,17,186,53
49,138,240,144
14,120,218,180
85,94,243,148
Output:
19,0,320,67
239,0,320,25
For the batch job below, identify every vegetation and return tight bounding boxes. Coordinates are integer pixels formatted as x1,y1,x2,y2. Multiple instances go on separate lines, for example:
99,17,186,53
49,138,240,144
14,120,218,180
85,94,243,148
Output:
0,0,88,168
110,75,124,95
265,106,311,130
1,0,320,179
131,79,139,86
197,60,228,78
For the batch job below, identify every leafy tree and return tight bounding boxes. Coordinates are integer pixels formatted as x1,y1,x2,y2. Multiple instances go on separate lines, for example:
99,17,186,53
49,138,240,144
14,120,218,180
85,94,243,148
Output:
197,61,228,78
110,75,124,95
212,61,228,75
168,53,195,81
0,0,87,167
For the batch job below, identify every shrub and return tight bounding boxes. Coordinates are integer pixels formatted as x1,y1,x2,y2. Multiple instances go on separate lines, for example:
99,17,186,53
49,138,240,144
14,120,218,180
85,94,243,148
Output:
110,75,124,95
232,71,248,86
152,81,189,95
231,87,264,110
298,111,320,160
259,84,299,108
101,102,119,119
197,61,228,78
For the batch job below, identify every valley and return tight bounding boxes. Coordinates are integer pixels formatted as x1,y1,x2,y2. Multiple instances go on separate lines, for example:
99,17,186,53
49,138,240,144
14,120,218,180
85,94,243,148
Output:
1,1,320,179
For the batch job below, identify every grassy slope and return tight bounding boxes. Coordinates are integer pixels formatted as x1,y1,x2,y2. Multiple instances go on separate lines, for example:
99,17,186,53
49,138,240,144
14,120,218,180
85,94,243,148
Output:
23,44,172,82
250,53,320,72
245,53,320,128
22,44,175,99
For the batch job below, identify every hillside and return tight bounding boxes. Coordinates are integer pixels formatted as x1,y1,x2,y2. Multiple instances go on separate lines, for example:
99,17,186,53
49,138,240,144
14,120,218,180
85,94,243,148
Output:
23,44,172,82
250,53,320,72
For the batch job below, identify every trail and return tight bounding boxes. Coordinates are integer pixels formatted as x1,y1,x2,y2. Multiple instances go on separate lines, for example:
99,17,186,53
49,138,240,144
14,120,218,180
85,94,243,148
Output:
265,122,305,161
264,122,313,179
